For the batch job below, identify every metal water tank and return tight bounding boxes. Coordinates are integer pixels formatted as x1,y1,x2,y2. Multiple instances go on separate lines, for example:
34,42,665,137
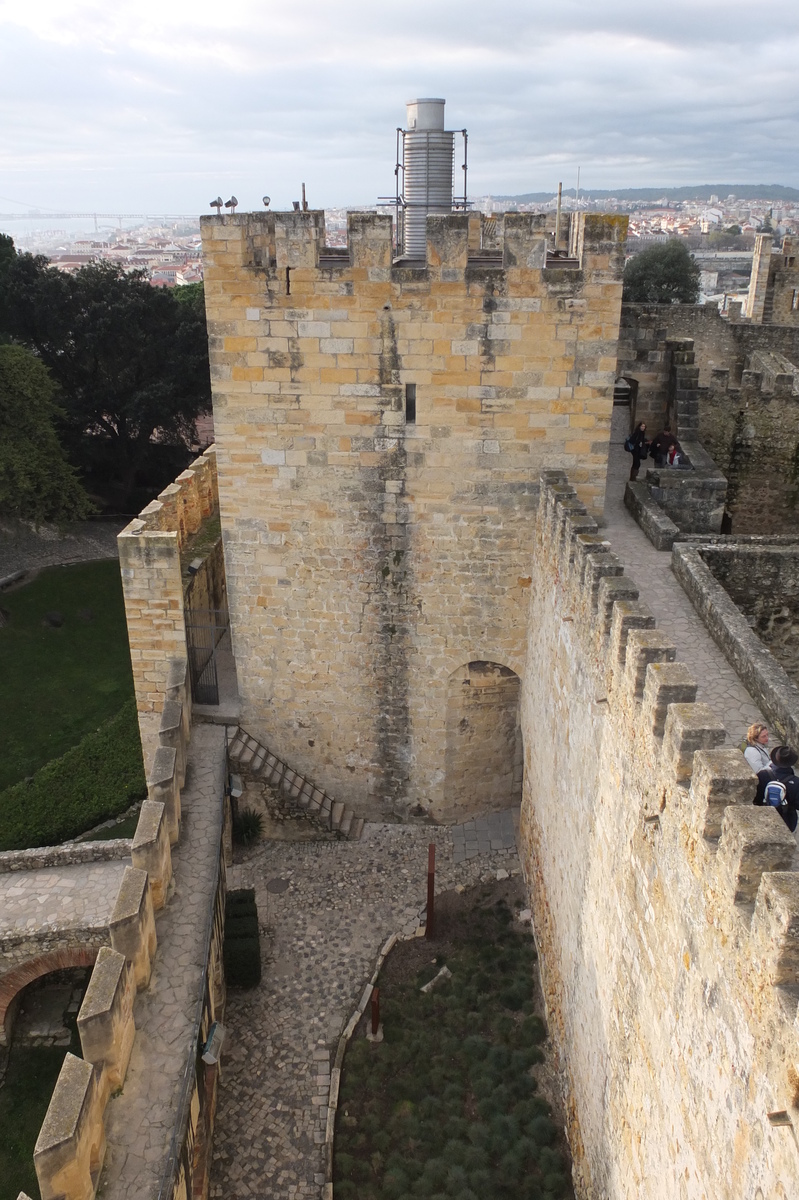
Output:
403,98,454,259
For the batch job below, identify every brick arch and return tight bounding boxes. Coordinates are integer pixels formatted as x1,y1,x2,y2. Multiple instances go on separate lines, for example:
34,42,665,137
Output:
0,946,98,1045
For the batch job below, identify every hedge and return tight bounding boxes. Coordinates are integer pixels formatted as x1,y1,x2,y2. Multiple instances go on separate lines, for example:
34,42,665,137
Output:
0,698,147,851
224,889,261,987
224,936,262,988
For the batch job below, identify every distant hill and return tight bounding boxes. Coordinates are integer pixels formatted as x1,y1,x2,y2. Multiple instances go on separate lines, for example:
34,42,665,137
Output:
491,185,799,203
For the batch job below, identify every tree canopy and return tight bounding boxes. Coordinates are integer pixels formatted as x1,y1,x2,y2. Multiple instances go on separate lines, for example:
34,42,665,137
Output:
0,343,94,525
0,251,211,508
622,241,701,304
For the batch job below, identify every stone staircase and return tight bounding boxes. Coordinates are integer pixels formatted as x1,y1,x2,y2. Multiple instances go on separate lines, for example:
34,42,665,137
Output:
226,727,364,840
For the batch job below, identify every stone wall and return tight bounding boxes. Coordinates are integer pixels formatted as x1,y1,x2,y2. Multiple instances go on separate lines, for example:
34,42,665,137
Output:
118,448,217,751
697,355,799,534
520,473,799,1200
201,208,627,818
673,538,799,745
617,301,799,427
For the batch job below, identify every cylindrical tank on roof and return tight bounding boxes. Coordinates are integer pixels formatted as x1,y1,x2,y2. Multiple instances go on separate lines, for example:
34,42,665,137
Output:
403,97,454,259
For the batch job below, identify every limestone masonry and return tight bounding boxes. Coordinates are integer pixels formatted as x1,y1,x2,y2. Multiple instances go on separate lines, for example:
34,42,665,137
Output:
200,208,626,819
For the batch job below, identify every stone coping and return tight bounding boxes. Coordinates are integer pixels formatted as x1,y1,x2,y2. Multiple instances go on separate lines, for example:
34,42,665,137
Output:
34,1052,94,1153
78,946,127,1022
672,541,799,747
0,840,133,873
624,480,679,551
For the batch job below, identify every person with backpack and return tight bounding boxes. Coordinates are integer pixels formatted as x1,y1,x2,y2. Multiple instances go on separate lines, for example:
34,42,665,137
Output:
753,745,799,833
625,421,649,481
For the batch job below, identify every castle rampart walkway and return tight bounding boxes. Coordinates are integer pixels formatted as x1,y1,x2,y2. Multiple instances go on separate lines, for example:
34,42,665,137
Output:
603,405,764,741
99,721,226,1200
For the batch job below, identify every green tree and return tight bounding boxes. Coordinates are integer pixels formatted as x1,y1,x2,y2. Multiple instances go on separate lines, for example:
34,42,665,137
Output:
0,344,94,524
623,241,701,304
0,256,211,507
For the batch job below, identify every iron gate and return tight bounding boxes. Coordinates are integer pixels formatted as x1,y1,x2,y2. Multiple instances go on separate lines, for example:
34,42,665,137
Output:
185,606,228,705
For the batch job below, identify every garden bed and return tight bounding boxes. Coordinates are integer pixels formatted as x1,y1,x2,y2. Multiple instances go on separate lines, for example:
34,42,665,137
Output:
335,877,573,1200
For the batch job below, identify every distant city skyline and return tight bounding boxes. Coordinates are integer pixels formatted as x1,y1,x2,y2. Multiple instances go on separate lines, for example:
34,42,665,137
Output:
1,1,798,218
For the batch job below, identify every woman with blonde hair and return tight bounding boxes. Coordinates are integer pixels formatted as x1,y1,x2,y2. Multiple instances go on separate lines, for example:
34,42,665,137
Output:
744,723,770,773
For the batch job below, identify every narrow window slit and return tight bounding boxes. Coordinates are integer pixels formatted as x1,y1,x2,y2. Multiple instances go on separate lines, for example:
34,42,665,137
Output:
405,383,416,424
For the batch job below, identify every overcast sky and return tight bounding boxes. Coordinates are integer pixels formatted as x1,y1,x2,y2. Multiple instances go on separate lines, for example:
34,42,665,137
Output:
1,0,798,218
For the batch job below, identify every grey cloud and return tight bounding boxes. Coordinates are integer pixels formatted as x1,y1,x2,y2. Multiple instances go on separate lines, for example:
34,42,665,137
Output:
0,3,797,214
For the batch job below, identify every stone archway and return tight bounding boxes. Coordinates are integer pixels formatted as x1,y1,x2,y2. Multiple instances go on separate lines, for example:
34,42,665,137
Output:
442,661,523,823
0,946,98,1046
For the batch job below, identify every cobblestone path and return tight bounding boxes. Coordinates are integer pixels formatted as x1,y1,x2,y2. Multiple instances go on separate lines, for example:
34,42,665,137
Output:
210,817,521,1200
603,406,765,741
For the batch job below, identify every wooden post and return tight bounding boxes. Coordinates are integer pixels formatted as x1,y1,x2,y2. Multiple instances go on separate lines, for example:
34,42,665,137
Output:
425,843,435,939
371,987,380,1036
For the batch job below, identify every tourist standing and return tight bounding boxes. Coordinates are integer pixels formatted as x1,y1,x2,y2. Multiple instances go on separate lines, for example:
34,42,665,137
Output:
743,723,771,773
627,422,650,481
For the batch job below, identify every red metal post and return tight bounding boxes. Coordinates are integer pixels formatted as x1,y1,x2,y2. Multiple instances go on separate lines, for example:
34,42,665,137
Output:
425,842,435,939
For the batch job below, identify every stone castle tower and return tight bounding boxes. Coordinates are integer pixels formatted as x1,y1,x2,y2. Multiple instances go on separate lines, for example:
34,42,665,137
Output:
200,205,627,820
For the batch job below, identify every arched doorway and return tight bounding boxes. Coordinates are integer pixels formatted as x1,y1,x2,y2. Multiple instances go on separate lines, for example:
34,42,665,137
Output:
443,661,523,822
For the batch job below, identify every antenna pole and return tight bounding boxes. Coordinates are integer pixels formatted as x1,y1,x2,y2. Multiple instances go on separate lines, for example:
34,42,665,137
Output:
576,166,581,208
301,183,308,212
555,182,562,247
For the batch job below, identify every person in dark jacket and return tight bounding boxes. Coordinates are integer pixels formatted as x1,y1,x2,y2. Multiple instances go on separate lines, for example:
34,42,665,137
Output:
649,425,682,467
628,421,649,481
754,745,799,833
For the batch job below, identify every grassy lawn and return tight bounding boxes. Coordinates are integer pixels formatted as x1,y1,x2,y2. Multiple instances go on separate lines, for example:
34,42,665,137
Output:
0,560,135,792
335,886,573,1200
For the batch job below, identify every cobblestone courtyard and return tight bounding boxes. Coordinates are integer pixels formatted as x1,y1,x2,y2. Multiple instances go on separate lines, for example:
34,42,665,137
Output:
210,816,522,1199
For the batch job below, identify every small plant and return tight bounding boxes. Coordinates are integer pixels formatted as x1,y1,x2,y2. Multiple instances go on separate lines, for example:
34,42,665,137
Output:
232,806,263,846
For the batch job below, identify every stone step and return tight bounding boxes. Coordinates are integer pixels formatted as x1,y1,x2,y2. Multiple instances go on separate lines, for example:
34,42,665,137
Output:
338,808,353,838
238,740,258,767
227,725,365,842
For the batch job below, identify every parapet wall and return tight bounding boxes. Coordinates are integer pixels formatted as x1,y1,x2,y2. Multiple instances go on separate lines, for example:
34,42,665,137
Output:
118,448,216,762
521,472,799,1199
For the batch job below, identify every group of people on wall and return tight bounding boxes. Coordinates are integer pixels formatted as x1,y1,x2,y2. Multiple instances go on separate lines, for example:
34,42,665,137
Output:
625,422,683,481
745,723,799,834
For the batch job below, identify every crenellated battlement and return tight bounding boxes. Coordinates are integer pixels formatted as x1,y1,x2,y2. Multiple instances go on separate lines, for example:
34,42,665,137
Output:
200,209,627,283
521,471,799,1198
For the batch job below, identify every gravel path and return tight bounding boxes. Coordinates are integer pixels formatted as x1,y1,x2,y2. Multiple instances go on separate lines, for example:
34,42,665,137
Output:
0,517,124,581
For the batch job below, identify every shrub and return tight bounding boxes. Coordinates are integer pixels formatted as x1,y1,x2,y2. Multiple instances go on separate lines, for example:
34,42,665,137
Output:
223,934,261,987
0,698,146,850
233,805,263,846
226,888,257,914
225,913,259,940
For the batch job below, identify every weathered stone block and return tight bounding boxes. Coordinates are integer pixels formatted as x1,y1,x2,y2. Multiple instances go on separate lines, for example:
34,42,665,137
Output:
109,867,156,989
77,947,135,1105
622,629,677,700
131,799,172,909
147,745,180,844
641,661,698,738
689,748,759,840
661,702,726,780
717,805,796,906
34,1053,105,1200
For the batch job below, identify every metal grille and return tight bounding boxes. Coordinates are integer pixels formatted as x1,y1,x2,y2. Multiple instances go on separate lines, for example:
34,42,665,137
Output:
185,606,228,705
